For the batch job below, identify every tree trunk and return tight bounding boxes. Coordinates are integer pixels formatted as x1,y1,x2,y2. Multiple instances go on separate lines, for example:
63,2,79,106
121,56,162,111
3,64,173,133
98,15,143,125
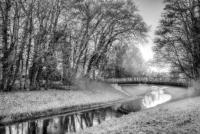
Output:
29,62,42,90
0,0,12,91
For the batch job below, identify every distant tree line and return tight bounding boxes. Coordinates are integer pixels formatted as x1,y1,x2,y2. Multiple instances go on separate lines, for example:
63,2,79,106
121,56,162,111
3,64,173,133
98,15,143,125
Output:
0,0,147,91
154,0,200,80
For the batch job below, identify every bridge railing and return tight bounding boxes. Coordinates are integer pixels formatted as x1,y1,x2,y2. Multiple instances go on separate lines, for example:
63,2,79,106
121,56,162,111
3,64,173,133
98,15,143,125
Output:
100,77,190,87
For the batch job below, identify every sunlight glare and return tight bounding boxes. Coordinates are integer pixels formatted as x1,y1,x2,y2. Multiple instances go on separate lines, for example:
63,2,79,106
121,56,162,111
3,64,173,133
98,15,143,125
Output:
149,66,170,73
142,89,172,108
139,43,154,62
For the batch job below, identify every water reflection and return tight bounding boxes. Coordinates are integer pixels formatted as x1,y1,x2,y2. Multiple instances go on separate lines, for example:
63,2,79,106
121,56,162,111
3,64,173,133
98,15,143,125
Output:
0,86,173,134
117,86,172,113
1,108,121,134
142,87,172,108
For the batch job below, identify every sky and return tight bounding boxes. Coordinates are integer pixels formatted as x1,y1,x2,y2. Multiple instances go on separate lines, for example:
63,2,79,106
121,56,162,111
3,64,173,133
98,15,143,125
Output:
134,0,165,61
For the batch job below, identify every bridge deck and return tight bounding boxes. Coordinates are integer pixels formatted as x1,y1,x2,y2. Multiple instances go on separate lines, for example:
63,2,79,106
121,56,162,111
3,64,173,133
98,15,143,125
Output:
101,77,189,87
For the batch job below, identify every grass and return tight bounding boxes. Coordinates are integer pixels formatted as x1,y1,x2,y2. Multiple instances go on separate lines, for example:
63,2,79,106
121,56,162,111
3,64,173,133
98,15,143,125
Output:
0,81,126,118
79,95,200,134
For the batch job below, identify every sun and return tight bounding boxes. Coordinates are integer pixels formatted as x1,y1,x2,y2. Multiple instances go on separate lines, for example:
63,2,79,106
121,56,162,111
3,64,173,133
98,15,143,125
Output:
139,44,154,62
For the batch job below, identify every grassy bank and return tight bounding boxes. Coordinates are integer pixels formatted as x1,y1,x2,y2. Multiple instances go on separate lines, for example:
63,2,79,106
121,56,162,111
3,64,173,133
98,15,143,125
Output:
79,96,200,134
0,81,127,124
0,82,189,127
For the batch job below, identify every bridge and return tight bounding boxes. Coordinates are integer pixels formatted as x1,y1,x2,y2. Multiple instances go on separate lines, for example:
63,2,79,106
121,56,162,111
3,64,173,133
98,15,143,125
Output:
101,77,190,87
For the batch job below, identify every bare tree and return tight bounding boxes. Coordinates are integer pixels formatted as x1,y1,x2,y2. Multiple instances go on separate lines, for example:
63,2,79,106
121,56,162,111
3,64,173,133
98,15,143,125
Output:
0,0,148,91
154,0,200,80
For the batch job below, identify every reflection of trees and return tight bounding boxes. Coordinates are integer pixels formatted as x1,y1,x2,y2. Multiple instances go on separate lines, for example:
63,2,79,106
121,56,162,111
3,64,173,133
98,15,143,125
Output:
8,126,12,134
63,116,69,132
56,116,65,134
96,109,106,123
62,115,77,132
82,112,94,127
42,119,50,134
56,115,77,133
6,123,27,134
28,121,37,134
96,111,102,124
74,114,83,130
0,127,5,134
4,108,117,134
58,117,65,134
17,124,20,134
70,115,76,132
80,115,84,129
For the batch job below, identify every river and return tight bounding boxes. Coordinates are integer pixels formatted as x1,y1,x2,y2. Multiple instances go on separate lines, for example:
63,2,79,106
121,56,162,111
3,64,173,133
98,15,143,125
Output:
0,84,187,134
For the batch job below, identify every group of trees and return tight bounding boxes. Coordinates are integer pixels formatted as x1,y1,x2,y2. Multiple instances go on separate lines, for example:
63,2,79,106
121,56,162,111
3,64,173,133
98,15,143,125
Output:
0,0,147,91
154,0,200,80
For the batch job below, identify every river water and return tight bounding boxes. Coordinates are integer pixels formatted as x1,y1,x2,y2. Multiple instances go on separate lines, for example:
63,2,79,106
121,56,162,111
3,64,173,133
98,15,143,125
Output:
0,84,185,134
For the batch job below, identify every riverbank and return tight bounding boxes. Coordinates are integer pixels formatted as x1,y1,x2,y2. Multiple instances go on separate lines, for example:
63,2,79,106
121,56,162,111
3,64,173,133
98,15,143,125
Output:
79,96,200,134
0,81,127,125
0,83,189,126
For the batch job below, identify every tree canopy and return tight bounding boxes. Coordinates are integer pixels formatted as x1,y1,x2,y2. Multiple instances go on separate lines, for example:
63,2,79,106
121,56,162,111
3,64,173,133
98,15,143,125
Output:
154,0,200,80
0,0,148,91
